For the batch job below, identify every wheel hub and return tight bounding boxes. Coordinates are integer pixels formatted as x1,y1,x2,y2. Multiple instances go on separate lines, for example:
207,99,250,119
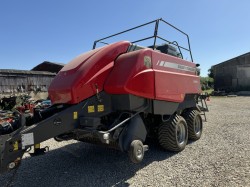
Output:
194,117,201,135
177,122,186,145
136,147,143,159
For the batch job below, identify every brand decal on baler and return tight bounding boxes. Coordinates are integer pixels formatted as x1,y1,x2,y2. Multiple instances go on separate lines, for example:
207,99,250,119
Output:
156,60,196,72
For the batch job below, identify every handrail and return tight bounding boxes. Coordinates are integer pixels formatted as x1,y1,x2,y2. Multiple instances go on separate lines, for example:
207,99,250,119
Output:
93,18,193,62
92,19,159,49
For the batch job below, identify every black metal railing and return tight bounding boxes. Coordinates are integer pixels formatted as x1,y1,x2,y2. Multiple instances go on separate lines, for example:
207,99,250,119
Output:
92,18,193,62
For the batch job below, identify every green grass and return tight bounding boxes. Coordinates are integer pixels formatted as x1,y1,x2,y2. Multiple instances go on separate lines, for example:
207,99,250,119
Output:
202,89,214,95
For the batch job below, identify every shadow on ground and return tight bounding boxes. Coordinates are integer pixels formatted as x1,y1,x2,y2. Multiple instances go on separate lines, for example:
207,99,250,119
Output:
0,140,177,187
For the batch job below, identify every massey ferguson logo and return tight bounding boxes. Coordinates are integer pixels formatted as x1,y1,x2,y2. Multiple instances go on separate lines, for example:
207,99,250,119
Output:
157,60,196,73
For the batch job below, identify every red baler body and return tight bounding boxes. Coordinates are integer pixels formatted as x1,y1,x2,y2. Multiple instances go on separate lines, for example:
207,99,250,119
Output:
49,41,200,104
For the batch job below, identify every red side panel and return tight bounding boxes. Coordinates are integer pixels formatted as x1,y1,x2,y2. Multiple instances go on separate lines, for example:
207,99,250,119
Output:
49,41,130,104
105,48,201,103
152,51,201,102
104,49,155,99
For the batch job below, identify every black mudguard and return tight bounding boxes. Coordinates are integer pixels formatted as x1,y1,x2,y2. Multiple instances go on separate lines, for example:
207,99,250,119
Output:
119,115,147,152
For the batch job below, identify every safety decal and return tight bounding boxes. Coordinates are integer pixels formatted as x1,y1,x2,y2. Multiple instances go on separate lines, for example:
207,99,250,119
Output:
73,112,78,119
13,141,18,151
97,105,104,112
88,105,95,113
21,133,34,149
144,56,152,68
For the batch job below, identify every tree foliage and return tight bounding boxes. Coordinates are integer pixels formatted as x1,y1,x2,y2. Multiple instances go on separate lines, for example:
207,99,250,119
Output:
208,68,214,78
200,77,214,90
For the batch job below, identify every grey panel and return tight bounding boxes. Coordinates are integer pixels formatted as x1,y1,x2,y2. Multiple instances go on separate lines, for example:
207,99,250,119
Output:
111,94,147,111
153,100,179,115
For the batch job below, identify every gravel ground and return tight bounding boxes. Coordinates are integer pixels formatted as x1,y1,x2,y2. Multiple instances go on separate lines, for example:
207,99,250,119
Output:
0,96,250,187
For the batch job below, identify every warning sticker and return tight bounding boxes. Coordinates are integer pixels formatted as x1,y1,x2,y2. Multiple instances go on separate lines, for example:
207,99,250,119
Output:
13,141,18,151
21,133,34,149
88,105,95,113
97,105,104,112
73,112,78,119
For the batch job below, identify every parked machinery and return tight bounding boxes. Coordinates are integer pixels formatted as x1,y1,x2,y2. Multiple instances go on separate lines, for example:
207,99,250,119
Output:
0,18,208,174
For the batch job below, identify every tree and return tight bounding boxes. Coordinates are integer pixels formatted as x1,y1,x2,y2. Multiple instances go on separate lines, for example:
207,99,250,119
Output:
200,76,214,90
208,68,214,78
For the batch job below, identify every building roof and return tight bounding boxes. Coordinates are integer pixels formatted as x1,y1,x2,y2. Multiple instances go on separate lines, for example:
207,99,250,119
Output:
31,61,65,73
213,52,250,68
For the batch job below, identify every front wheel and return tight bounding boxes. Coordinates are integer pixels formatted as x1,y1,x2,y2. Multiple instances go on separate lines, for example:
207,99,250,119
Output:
128,140,145,163
158,114,188,152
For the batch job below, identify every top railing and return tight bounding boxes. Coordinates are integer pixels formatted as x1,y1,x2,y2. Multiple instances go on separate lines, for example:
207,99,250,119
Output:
93,18,193,62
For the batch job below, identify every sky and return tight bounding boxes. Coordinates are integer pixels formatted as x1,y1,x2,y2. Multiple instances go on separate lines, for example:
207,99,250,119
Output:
0,0,250,76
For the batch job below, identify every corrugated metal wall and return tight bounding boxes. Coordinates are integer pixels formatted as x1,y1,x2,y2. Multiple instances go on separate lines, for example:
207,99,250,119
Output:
213,53,250,91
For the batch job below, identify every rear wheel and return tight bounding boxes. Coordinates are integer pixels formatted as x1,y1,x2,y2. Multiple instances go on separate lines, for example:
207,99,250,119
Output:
158,114,188,152
183,110,203,140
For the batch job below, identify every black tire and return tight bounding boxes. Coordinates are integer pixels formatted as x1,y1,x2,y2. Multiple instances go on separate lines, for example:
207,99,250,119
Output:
182,110,203,140
158,114,188,152
128,140,144,163
54,136,63,142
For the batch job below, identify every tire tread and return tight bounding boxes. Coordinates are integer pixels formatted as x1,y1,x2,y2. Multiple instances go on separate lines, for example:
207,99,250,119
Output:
158,114,187,152
182,110,202,140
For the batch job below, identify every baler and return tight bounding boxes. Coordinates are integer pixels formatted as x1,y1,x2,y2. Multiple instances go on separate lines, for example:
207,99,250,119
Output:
0,18,208,173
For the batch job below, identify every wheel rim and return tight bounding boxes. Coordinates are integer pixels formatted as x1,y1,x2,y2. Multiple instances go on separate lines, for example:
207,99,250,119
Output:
177,122,186,145
194,116,202,135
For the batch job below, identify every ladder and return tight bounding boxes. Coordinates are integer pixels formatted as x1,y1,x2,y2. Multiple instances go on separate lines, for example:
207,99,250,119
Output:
197,93,209,121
